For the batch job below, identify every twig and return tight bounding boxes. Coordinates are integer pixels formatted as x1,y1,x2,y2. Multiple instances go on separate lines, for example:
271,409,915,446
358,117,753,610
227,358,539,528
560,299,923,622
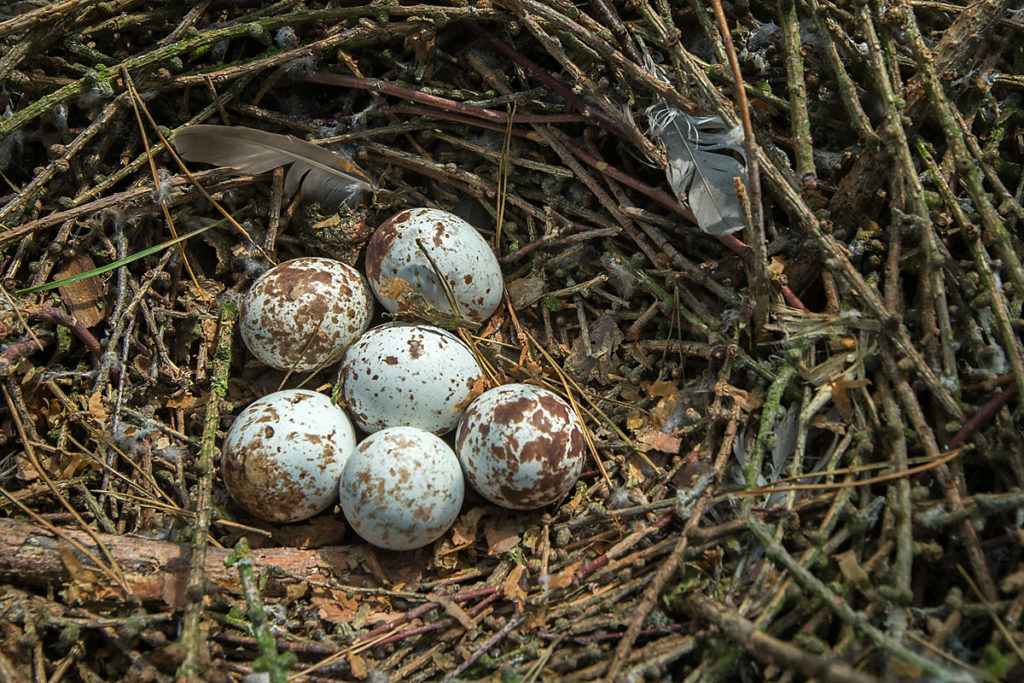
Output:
881,350,998,602
28,308,102,360
678,592,876,683
748,517,974,681
944,386,1018,451
777,0,814,182
440,613,526,682
225,538,297,683
602,351,741,681
178,300,236,681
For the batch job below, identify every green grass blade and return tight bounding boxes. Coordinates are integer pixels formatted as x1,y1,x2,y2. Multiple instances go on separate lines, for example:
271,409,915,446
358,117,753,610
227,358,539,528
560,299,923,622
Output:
14,220,225,295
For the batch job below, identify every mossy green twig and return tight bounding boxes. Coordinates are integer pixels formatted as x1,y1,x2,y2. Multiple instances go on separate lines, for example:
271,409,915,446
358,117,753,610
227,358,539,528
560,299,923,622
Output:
777,0,814,182
916,140,1024,411
746,343,804,492
877,377,914,673
225,538,297,683
0,5,495,140
178,299,237,681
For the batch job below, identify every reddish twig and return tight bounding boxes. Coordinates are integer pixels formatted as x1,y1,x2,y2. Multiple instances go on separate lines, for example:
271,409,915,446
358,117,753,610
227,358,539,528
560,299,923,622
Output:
387,102,585,125
440,613,527,682
555,134,698,224
464,21,630,140
352,587,497,647
540,623,687,644
1,333,55,367
298,73,526,125
30,308,103,359
944,385,1018,451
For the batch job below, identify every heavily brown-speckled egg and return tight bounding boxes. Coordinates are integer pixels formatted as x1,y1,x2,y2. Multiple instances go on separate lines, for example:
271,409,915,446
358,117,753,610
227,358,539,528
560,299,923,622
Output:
456,384,585,509
338,427,464,550
340,323,483,434
364,208,503,322
222,389,356,523
240,257,373,371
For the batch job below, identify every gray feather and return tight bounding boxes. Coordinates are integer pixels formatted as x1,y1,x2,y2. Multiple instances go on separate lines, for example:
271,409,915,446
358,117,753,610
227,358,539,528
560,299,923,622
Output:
173,124,372,208
648,105,747,235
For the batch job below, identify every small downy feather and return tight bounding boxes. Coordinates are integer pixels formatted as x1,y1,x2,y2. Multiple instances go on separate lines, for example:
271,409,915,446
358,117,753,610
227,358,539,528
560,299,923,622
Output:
173,124,373,208
647,103,747,235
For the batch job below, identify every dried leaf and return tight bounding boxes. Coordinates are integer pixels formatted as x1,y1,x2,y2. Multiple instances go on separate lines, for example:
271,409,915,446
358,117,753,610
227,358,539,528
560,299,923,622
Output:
270,516,347,549
484,516,520,555
349,652,368,680
548,559,583,591
501,564,527,605
87,391,109,424
58,542,100,603
450,507,486,547
453,376,489,413
636,428,682,454
311,594,353,624
374,548,427,587
834,550,872,594
830,378,870,422
165,393,196,411
430,593,476,630
717,383,762,412
1001,564,1024,593
507,274,546,310
648,380,678,399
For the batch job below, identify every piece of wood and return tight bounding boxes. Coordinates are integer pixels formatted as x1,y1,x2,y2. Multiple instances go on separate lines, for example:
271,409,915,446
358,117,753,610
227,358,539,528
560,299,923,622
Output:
54,252,106,328
0,517,366,606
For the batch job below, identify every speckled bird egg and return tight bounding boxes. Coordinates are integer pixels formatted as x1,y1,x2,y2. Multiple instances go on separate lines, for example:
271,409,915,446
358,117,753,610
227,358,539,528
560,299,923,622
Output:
365,208,503,322
240,257,373,371
456,384,586,509
339,427,464,550
222,389,356,523
340,324,483,434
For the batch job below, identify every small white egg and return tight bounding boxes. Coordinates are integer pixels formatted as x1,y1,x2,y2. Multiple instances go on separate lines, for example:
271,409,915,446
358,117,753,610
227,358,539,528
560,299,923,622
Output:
240,257,373,371
456,384,585,509
340,324,483,434
365,208,503,322
222,389,356,523
339,427,464,550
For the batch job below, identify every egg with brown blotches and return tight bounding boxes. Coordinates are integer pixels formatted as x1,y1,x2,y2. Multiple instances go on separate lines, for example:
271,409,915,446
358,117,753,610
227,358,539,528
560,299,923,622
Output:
340,324,483,435
240,257,373,371
364,208,503,323
338,427,464,550
456,384,586,509
221,390,356,523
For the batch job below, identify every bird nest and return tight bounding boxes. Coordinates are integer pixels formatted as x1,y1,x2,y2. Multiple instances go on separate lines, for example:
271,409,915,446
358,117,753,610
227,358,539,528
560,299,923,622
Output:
1,1,1022,681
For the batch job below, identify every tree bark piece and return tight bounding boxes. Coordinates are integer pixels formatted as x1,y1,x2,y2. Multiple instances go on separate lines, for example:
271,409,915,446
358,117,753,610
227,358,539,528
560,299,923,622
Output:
0,517,365,607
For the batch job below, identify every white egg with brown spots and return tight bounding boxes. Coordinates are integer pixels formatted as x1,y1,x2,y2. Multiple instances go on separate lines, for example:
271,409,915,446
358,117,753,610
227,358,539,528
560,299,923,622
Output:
339,426,464,550
221,389,356,523
365,207,503,322
456,384,586,509
340,324,483,434
240,257,373,371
